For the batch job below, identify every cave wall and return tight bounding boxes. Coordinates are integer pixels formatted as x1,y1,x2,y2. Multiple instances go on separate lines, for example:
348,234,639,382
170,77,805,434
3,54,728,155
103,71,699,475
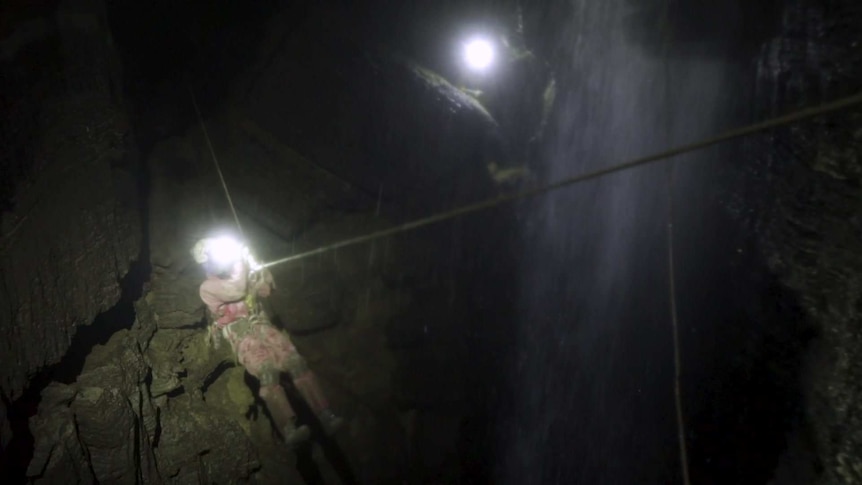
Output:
0,0,140,449
232,3,501,219
5,0,493,480
8,0,861,482
750,0,862,482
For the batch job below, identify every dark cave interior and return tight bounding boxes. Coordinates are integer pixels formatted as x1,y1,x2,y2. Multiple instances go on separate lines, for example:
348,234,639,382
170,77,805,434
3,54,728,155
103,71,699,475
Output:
1,0,861,484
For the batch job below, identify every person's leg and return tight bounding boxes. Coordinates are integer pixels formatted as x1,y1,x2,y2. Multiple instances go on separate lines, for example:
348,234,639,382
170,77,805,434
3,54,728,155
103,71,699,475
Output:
290,367,329,415
259,320,346,435
258,381,294,429
286,356,345,435
237,328,310,446
258,372,310,446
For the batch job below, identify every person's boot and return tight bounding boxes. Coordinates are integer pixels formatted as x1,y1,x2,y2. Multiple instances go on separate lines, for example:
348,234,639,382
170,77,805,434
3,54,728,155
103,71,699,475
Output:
318,409,345,436
282,422,311,447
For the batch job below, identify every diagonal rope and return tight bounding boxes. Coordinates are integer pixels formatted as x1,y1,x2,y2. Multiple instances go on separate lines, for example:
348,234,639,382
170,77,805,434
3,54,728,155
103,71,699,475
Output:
186,79,245,239
259,90,862,270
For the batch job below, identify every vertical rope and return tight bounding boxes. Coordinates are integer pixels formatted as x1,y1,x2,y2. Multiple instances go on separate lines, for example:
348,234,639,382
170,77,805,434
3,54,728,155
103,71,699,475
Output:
186,79,245,240
666,161,691,485
660,2,691,484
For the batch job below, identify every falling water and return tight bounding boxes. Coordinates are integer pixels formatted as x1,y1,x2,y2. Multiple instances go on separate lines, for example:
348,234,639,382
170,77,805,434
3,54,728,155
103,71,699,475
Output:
496,1,787,483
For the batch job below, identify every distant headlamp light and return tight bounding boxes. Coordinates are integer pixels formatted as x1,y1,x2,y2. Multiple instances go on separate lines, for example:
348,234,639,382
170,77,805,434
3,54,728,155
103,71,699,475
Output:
463,37,495,71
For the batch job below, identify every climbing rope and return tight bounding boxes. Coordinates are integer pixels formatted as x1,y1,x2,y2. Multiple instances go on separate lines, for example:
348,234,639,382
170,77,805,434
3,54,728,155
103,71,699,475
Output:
259,90,862,270
184,74,861,482
666,161,690,485
660,5,692,484
186,79,245,240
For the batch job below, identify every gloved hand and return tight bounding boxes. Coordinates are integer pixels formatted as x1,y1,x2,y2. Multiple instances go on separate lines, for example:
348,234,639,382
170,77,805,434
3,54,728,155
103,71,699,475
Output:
256,269,275,297
247,267,275,298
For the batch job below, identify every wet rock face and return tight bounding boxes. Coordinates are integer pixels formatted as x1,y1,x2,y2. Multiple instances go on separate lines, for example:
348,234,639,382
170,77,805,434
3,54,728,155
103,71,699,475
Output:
0,0,140,445
235,3,501,218
749,0,862,482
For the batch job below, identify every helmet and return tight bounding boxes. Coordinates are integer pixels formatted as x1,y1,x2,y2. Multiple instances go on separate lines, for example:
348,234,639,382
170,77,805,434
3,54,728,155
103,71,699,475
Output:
192,239,210,264
191,236,248,273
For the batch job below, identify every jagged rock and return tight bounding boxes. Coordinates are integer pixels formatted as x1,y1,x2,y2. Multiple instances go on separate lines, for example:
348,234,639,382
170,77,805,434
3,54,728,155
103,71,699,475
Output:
28,330,162,484
775,171,862,483
202,366,255,432
73,386,140,483
26,383,93,484
753,2,862,482
74,330,160,484
138,385,162,458
146,273,206,330
0,7,141,469
79,330,150,393
147,328,193,398
156,396,260,483
133,295,159,351
180,325,234,396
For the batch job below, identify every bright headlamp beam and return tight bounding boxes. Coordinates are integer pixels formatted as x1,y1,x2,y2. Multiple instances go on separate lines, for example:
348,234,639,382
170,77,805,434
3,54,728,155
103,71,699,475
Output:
464,38,495,71
208,236,244,265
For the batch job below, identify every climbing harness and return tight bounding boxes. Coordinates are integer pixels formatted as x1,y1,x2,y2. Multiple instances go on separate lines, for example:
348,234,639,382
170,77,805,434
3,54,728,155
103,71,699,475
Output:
257,90,862,270
210,299,267,359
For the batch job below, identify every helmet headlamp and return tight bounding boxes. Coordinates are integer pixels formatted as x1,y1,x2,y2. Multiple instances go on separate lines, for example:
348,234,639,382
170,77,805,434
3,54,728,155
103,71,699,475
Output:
207,236,244,266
